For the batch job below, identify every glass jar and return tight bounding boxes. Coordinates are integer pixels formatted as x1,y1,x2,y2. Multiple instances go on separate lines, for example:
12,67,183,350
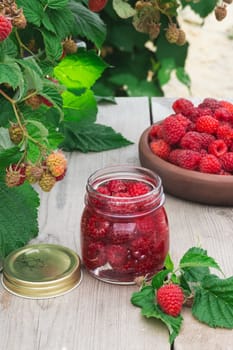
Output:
80,165,169,285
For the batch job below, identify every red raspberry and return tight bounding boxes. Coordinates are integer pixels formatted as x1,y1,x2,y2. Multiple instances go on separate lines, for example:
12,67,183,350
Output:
214,108,233,123
186,107,212,123
88,0,108,12
220,100,233,114
5,163,26,187
195,115,219,134
127,181,150,196
0,16,12,42
106,245,128,268
157,283,184,317
220,152,233,172
200,133,216,149
176,150,201,170
83,241,107,270
97,185,111,195
130,236,152,258
87,215,110,239
150,139,171,160
168,149,183,165
108,222,137,244
199,154,221,174
162,115,187,145
198,98,221,111
172,98,194,114
148,124,163,140
107,179,127,193
208,139,228,158
40,96,53,107
136,215,156,236
180,131,203,151
175,114,191,128
216,123,233,147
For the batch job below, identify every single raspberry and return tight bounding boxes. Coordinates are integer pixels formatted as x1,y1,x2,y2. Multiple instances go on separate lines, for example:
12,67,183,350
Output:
215,5,227,21
208,140,228,158
176,150,201,170
172,98,194,115
130,236,153,259
180,131,203,151
9,123,25,144
162,115,186,145
25,164,43,184
5,164,26,188
200,133,216,149
150,139,171,160
62,37,78,54
195,115,219,134
88,0,108,12
168,149,183,165
175,114,191,129
46,151,67,177
157,283,184,317
12,12,27,29
220,152,233,172
220,100,233,114
0,16,12,42
107,179,127,193
83,241,107,270
176,29,186,46
198,98,221,111
106,245,128,268
127,181,150,196
39,171,56,191
108,222,137,244
214,108,233,123
86,215,110,239
148,124,163,140
216,123,233,147
199,154,221,174
97,185,111,196
165,23,179,44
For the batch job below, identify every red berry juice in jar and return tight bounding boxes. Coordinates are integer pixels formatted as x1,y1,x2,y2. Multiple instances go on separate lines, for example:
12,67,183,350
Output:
80,165,169,284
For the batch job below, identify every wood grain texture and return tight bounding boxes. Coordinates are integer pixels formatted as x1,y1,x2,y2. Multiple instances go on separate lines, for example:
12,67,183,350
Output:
0,98,170,350
151,97,233,350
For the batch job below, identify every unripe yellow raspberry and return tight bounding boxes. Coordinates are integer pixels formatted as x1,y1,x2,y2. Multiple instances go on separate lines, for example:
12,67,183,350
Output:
165,23,179,44
9,123,25,144
46,151,67,177
39,172,56,192
25,165,44,184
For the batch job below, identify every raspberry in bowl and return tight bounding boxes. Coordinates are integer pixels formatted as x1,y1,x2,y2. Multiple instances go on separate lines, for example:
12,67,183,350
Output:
139,98,233,206
80,165,169,284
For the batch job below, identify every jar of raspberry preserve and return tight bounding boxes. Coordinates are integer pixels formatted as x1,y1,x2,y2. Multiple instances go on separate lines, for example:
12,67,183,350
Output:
80,165,169,284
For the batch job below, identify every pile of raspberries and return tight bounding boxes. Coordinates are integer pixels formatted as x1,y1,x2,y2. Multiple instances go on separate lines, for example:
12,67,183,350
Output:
149,98,233,175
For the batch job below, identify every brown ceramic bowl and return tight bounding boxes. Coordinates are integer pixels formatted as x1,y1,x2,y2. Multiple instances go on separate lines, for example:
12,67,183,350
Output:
139,125,233,206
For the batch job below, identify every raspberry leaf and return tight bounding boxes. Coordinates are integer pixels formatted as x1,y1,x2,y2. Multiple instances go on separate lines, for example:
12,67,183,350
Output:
164,253,174,271
152,269,170,290
0,174,39,258
0,62,24,90
192,274,233,328
131,285,155,309
113,0,136,19
179,247,221,272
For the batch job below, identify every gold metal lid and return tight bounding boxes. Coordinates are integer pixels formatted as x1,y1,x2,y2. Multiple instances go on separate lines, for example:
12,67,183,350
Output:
1,243,82,299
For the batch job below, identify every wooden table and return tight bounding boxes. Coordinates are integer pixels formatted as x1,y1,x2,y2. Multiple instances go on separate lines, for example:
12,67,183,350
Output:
1,97,233,350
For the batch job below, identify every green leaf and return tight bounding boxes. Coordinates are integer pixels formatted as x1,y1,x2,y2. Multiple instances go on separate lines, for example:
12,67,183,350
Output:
0,62,24,90
17,0,43,26
47,0,68,9
192,274,233,328
54,51,108,90
40,84,64,119
69,1,106,49
0,147,20,169
60,121,133,152
0,175,39,258
176,67,191,89
142,304,183,344
112,0,136,19
1,38,18,57
27,120,49,139
181,0,218,18
0,128,15,150
44,7,75,38
165,253,174,271
131,285,155,309
179,247,221,272
152,269,170,290
40,29,63,61
63,89,97,123
158,58,176,86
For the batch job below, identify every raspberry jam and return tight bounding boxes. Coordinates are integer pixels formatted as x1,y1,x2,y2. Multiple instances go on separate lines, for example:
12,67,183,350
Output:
81,166,169,284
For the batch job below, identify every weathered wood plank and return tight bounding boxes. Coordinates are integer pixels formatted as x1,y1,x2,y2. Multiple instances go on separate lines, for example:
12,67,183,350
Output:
0,97,170,350
151,97,233,350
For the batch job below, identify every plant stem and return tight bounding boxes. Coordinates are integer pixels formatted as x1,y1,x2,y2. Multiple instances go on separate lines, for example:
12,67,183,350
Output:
15,29,36,59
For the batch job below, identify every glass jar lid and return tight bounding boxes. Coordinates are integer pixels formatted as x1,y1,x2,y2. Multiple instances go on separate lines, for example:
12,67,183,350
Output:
1,243,82,299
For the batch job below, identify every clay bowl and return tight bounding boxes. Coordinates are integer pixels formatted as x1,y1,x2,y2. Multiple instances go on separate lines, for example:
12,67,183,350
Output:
139,125,233,206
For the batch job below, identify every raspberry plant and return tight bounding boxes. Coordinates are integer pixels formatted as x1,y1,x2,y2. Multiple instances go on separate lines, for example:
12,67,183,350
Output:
0,0,133,259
